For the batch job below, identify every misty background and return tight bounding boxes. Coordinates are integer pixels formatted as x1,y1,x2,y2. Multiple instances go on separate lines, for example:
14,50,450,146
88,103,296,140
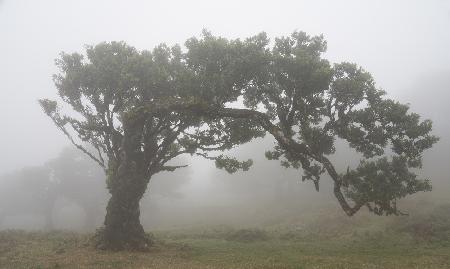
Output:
0,0,449,231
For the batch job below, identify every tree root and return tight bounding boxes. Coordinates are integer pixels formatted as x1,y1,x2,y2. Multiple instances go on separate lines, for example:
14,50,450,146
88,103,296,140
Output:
91,227,153,251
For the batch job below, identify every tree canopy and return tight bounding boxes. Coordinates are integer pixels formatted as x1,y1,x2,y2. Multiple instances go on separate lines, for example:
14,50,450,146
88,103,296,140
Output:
239,32,438,215
40,30,438,250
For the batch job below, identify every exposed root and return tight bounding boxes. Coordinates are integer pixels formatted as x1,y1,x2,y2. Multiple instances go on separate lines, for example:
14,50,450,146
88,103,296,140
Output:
92,227,153,251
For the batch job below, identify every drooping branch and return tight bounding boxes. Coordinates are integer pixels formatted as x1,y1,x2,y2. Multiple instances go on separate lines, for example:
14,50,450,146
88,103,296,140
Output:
133,97,434,216
39,99,106,169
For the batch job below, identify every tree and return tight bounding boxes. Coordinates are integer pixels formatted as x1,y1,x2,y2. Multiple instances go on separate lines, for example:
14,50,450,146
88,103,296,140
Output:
0,148,107,231
0,166,56,230
47,147,108,230
40,31,437,250
0,147,193,232
39,37,262,250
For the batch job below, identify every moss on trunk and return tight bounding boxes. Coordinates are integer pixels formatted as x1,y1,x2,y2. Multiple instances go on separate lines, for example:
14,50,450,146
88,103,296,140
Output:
94,172,152,251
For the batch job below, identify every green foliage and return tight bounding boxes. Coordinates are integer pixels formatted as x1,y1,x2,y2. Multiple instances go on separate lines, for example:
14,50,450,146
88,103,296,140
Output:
238,31,438,215
342,156,432,215
40,38,261,188
40,30,438,221
214,155,253,174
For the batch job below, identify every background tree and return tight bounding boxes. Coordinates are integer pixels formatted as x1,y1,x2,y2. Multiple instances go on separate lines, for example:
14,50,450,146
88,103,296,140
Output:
47,147,108,230
0,148,107,231
0,166,56,230
0,147,196,231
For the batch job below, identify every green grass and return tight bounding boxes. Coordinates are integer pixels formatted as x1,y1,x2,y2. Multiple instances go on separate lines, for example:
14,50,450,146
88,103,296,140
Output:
0,228,449,269
157,226,450,269
2,203,450,268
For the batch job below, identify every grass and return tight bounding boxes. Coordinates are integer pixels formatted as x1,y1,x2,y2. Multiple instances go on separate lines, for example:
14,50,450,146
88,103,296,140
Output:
1,203,450,268
0,227,449,269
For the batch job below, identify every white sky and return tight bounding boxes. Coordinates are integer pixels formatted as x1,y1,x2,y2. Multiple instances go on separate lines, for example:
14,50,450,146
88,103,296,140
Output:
0,0,449,173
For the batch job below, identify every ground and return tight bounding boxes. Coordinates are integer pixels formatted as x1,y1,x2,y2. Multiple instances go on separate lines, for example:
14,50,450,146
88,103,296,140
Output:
1,226,449,269
2,202,450,268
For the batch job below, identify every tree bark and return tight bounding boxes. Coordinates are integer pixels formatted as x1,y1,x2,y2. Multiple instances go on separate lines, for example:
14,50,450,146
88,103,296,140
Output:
94,172,152,251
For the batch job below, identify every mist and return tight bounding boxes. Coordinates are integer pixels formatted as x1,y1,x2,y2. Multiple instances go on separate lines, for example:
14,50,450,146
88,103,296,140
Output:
0,1,450,267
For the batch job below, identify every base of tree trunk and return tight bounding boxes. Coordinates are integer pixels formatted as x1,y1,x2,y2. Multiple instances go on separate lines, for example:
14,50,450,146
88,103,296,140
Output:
92,226,153,251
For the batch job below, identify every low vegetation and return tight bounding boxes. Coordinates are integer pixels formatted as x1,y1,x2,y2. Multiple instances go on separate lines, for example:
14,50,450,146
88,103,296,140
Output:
1,204,450,269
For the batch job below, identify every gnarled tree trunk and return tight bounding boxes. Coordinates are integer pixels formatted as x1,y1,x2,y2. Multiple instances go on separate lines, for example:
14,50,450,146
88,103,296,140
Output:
95,172,151,251
94,112,157,251
95,120,152,251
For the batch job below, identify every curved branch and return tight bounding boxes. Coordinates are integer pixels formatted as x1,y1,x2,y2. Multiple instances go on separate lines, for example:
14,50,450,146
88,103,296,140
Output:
56,122,106,169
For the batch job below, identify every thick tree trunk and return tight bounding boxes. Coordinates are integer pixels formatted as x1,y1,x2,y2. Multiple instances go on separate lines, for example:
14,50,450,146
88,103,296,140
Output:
94,116,155,251
95,173,151,251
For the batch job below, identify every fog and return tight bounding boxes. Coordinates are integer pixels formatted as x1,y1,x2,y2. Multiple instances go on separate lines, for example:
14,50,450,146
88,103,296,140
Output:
1,0,450,232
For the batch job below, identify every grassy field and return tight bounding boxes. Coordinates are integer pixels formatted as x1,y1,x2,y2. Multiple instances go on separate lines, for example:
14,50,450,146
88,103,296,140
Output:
0,226,449,269
1,203,449,268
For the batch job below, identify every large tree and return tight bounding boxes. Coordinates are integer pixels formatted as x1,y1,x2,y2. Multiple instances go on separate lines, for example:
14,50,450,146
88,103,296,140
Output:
41,31,437,250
